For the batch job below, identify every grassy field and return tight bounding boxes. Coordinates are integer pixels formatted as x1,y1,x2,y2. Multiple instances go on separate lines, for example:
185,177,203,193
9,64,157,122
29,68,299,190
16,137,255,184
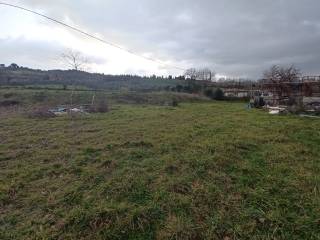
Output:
0,100,319,239
0,88,208,107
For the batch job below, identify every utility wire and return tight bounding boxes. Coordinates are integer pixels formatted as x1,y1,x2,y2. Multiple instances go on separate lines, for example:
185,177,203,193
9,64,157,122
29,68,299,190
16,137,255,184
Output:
0,2,186,71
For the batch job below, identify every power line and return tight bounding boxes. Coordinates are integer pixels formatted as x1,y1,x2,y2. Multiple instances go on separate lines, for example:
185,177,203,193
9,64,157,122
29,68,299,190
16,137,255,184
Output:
0,2,186,71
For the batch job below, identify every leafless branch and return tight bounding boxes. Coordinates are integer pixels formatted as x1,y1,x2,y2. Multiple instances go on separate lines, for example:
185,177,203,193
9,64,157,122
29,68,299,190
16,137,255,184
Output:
61,49,88,71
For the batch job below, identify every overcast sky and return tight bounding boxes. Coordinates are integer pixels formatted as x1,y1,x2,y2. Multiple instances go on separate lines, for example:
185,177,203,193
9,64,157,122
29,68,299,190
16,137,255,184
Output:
1,0,320,78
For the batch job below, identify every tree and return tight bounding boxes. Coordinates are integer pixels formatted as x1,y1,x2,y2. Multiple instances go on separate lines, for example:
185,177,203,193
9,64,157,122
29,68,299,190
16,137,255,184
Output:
184,67,215,81
263,65,279,83
213,88,224,100
262,65,302,106
278,65,301,82
197,68,215,81
61,49,88,71
184,68,197,80
263,65,301,83
175,75,185,80
204,89,214,99
9,63,19,69
176,85,184,92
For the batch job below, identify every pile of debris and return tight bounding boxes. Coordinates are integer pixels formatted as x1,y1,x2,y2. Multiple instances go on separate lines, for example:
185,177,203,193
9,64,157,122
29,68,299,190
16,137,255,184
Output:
48,106,88,116
259,73,320,115
40,101,109,117
264,106,288,115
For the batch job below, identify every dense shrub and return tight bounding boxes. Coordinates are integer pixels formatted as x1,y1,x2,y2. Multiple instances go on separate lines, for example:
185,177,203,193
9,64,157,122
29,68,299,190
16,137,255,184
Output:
176,85,184,92
3,93,14,99
222,96,250,102
204,89,214,99
32,92,47,102
171,99,179,107
89,99,109,113
213,88,224,100
0,100,20,107
27,108,56,119
204,88,225,100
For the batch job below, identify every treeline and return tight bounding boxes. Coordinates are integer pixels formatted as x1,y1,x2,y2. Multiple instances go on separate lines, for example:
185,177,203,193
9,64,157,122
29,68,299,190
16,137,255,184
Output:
164,80,226,100
0,65,185,91
0,64,258,101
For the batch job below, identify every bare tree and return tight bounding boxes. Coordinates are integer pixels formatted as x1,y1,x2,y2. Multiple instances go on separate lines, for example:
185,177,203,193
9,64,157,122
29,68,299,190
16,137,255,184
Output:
263,65,280,83
197,68,216,81
263,65,301,83
262,65,302,106
184,68,197,80
61,49,88,71
278,65,301,82
184,67,215,81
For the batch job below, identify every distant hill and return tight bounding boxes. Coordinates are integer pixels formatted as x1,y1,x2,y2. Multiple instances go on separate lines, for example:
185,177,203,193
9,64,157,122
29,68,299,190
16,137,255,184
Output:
0,66,184,91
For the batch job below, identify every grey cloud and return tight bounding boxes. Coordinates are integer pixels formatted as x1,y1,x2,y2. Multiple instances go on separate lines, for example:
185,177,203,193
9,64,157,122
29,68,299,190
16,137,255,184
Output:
0,37,106,70
4,0,320,77
0,37,63,69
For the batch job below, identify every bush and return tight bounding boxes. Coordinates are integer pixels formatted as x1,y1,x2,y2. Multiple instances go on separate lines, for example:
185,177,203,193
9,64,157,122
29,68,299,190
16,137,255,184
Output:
213,88,224,100
3,93,14,99
171,99,179,107
0,100,20,107
27,108,56,119
89,99,109,113
203,88,224,100
204,89,214,99
176,85,184,92
32,92,47,103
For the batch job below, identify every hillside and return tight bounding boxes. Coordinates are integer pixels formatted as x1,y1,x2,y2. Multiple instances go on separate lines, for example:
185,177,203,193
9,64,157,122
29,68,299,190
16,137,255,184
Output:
0,67,184,91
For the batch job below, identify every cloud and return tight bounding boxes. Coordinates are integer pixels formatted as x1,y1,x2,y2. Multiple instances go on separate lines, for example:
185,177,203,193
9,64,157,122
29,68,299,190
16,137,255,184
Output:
0,37,63,69
1,0,320,78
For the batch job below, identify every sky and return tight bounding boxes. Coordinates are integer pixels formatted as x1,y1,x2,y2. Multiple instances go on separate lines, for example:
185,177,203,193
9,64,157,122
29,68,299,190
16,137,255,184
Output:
1,0,320,78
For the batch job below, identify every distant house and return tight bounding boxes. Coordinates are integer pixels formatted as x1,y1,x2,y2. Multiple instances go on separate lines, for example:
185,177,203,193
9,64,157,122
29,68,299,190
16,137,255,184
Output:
0,64,5,69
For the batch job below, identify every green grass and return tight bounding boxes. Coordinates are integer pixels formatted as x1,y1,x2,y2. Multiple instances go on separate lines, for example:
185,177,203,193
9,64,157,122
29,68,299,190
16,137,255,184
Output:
0,101,319,239
0,88,208,108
